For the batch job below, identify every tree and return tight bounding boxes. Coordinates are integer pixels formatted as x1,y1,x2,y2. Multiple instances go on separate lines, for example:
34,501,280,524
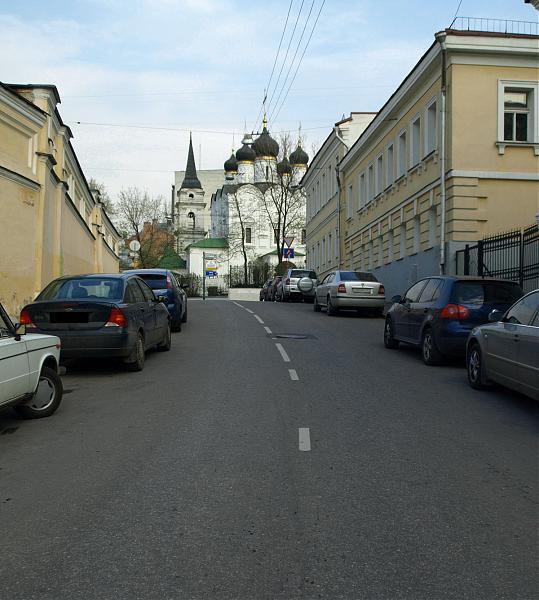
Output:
227,187,258,285
115,188,169,268
87,178,115,216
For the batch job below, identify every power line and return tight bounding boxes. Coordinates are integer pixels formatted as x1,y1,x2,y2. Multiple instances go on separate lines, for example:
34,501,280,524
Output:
267,0,316,120
271,0,326,127
252,0,294,132
263,0,306,127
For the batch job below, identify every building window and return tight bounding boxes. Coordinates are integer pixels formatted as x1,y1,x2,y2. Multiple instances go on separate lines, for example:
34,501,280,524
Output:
367,164,374,202
322,237,326,265
244,227,252,244
386,144,394,187
426,101,437,154
376,154,384,196
398,130,407,177
188,211,195,229
411,117,421,167
347,185,353,219
266,165,270,180
504,89,530,142
358,173,365,210
328,233,332,263
301,229,306,244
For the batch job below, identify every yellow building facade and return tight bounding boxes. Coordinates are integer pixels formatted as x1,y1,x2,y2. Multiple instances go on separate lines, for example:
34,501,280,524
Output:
0,83,120,316
338,27,539,298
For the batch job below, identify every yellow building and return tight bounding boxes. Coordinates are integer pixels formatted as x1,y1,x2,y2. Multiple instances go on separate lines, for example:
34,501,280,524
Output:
338,22,539,298
0,83,120,316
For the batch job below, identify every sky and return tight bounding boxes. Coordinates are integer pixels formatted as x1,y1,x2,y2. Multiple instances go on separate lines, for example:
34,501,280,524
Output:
0,0,536,204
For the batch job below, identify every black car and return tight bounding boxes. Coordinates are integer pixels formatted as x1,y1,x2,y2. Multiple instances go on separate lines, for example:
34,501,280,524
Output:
19,274,171,371
124,268,187,331
384,276,523,365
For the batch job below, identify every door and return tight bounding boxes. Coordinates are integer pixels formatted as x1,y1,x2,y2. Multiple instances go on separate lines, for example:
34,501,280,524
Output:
125,279,154,347
317,273,334,306
394,280,428,340
409,278,443,343
137,278,163,339
0,310,29,404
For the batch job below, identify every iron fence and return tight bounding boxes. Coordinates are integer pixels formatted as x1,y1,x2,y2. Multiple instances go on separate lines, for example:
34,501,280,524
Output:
456,224,539,293
449,17,538,36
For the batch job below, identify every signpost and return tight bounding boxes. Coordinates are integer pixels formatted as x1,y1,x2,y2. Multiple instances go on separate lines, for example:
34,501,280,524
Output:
202,252,218,300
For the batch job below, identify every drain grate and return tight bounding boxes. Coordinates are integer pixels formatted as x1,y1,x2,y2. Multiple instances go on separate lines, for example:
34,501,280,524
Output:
272,333,317,340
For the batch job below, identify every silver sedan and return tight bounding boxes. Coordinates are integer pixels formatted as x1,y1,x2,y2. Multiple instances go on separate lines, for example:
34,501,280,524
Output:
466,289,539,400
313,270,385,316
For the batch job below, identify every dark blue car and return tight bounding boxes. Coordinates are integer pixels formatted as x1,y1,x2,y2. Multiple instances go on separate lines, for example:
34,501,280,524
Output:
124,269,187,332
20,273,171,371
383,276,523,365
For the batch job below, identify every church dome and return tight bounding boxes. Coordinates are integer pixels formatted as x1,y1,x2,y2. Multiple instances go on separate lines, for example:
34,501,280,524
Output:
236,143,256,162
276,155,292,176
224,152,238,172
290,143,309,166
253,117,279,158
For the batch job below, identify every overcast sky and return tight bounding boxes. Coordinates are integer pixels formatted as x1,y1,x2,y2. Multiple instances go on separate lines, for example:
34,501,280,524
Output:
0,0,535,202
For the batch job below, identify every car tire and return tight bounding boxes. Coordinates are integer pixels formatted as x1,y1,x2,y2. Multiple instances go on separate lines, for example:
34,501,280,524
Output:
467,343,487,390
384,318,400,349
158,323,172,352
124,332,145,371
421,327,443,366
14,366,63,419
181,304,187,323
326,295,338,316
313,295,321,312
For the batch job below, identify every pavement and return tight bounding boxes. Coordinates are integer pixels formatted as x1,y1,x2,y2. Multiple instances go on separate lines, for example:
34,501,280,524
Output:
0,298,537,600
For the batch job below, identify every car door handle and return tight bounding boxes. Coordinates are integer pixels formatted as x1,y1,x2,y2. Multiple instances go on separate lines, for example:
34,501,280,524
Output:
513,335,519,342
423,308,429,313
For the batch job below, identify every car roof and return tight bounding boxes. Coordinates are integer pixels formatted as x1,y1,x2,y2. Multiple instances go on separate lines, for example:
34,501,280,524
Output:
123,268,168,275
428,275,522,284
51,273,131,280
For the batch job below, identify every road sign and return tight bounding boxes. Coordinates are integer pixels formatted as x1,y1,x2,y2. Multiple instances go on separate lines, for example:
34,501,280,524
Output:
205,270,218,278
284,236,294,247
283,248,295,259
129,240,141,252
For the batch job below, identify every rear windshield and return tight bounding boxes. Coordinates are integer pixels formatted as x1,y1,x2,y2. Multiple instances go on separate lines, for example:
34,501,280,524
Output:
453,281,523,306
135,274,167,290
38,277,124,301
290,270,317,279
340,272,378,282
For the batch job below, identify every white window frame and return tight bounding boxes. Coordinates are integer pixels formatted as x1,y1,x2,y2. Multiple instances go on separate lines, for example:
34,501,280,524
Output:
386,143,394,188
410,114,421,168
397,129,407,178
358,172,366,211
375,153,384,196
367,163,374,202
424,97,438,156
497,80,539,144
347,184,353,219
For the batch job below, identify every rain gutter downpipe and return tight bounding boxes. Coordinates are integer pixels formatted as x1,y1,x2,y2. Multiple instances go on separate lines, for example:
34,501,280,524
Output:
334,126,348,268
435,31,447,275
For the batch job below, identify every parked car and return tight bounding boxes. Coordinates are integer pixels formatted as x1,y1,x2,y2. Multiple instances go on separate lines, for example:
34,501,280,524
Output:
268,276,283,302
279,269,318,302
124,268,187,331
384,276,523,365
259,279,274,301
313,271,385,316
19,273,171,371
466,289,538,400
0,302,63,418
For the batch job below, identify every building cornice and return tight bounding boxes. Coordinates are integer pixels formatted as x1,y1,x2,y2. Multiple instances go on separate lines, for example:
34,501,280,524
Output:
0,165,40,191
0,84,47,127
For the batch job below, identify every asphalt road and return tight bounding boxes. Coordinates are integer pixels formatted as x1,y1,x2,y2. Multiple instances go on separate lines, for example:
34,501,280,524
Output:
0,298,537,600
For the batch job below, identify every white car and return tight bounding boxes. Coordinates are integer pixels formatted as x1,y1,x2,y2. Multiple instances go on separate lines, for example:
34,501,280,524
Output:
0,302,63,418
314,270,386,316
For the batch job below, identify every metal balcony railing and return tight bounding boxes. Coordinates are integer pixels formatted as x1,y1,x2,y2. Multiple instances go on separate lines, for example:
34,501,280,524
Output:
449,17,538,36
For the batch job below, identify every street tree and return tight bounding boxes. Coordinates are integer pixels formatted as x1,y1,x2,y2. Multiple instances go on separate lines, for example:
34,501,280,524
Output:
227,187,258,285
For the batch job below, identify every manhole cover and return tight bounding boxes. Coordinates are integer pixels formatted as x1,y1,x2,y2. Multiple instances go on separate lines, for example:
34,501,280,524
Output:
273,333,317,340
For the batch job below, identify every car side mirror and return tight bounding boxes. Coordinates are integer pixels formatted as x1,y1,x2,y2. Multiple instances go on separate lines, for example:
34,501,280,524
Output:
391,294,402,304
488,309,504,323
14,323,26,341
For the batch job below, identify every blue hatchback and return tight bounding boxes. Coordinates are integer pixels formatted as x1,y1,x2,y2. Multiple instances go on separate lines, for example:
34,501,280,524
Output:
383,276,523,365
124,269,187,332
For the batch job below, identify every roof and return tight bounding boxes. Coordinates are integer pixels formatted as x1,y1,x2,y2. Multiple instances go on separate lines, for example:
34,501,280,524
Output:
187,237,229,249
180,134,202,189
157,247,187,269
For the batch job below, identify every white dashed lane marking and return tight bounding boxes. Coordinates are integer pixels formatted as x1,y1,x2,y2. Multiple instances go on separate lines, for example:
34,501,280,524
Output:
264,326,272,334
244,308,254,314
298,428,311,452
275,343,291,363
288,369,299,381
253,314,264,324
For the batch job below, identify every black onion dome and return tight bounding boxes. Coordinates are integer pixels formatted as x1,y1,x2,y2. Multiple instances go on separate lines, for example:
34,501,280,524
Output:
253,125,279,158
224,152,238,172
277,155,292,176
290,143,309,165
235,143,256,162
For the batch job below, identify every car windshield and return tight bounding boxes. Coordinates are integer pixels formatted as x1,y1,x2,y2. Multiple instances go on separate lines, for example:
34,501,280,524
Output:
453,281,523,305
134,274,168,290
340,272,378,282
37,277,124,300
290,270,317,279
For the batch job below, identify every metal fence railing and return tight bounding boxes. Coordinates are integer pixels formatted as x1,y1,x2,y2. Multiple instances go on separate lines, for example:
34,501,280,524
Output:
456,224,539,293
449,17,538,36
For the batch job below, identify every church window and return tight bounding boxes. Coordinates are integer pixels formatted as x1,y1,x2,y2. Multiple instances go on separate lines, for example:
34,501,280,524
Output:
187,211,195,229
189,193,194,198
266,165,269,180
244,227,252,244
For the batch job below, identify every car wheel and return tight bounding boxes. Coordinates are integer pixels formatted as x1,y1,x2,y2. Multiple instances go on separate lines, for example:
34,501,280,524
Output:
124,332,145,371
313,295,321,312
181,304,187,323
383,318,399,349
467,343,487,390
327,295,338,316
421,328,443,366
158,323,172,352
14,366,63,419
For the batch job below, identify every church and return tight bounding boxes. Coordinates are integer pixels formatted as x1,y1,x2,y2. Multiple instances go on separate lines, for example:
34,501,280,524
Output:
174,118,309,282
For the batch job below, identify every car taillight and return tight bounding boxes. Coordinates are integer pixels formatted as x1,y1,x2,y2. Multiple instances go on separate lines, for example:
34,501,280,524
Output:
105,307,128,328
378,285,385,295
285,278,290,284
439,303,470,319
337,283,346,293
166,275,172,289
19,308,35,327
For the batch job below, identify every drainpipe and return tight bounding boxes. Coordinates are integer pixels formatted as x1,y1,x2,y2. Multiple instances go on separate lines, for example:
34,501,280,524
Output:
334,126,348,268
435,31,447,275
